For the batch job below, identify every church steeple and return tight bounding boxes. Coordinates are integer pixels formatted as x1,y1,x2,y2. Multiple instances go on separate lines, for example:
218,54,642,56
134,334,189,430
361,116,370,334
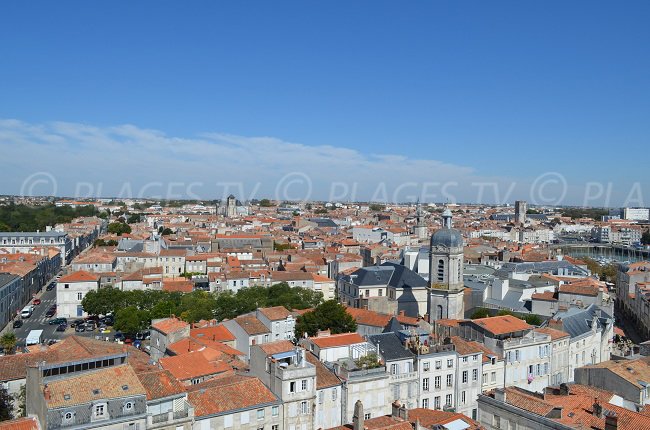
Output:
442,208,453,229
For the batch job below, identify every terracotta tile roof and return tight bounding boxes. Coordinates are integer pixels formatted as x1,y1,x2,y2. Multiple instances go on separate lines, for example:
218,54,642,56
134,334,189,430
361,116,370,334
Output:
136,369,186,400
45,365,146,408
234,315,270,335
329,415,412,430
503,387,556,416
534,327,570,341
346,307,391,328
559,283,599,297
159,351,231,381
258,340,295,356
305,352,340,389
310,332,365,349
531,291,558,301
190,324,235,343
470,315,532,336
186,375,279,417
58,270,99,283
450,336,485,357
580,357,650,389
0,417,40,430
151,317,189,335
162,279,193,292
0,336,129,382
258,306,291,321
408,408,482,429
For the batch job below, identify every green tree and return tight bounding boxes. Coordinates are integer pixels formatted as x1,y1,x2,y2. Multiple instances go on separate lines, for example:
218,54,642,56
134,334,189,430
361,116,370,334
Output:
177,291,217,323
273,242,292,251
259,199,273,207
294,300,357,338
81,287,125,316
114,306,151,334
524,314,542,326
643,231,650,245
107,222,131,236
160,228,173,236
0,385,13,421
127,213,142,224
369,204,385,211
470,308,490,319
0,333,16,355
354,352,381,369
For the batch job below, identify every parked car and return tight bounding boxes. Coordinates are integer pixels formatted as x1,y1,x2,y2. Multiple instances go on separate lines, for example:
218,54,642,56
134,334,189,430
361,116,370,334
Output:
48,317,67,325
46,283,56,291
32,298,41,305
74,325,85,333
56,323,67,332
135,331,151,340
99,328,111,334
84,323,96,332
113,332,125,342
45,308,56,318
70,319,85,328
12,320,23,328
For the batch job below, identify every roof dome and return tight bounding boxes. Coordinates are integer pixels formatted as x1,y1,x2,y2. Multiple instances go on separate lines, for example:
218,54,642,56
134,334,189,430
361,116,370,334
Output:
430,228,463,248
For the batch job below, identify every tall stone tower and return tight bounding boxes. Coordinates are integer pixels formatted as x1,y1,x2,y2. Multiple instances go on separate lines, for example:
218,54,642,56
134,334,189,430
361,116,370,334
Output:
414,200,428,240
428,209,465,321
226,194,237,218
515,200,527,225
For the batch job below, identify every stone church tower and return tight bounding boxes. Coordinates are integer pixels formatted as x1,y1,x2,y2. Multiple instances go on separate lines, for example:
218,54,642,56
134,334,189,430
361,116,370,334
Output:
428,209,465,321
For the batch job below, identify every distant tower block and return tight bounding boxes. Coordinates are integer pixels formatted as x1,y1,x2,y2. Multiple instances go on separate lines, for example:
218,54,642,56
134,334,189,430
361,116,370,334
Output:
515,200,527,225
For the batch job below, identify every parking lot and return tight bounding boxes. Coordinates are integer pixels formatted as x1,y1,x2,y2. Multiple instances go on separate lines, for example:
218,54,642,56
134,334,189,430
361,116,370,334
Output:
8,277,118,348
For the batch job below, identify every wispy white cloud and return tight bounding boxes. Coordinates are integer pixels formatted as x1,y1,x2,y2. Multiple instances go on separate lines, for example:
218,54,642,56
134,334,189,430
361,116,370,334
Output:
2,118,638,206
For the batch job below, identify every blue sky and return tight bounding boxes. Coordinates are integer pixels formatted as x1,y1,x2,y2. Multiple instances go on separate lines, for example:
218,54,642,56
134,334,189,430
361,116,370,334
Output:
1,1,649,205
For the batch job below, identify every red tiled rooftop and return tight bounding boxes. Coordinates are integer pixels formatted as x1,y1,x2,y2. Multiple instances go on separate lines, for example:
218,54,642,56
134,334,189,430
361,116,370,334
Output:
470,315,532,336
310,332,365,349
151,317,189,335
58,270,99,283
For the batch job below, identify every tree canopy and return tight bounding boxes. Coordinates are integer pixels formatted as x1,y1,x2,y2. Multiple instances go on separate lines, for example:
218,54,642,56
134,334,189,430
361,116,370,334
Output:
642,231,650,245
82,283,323,332
0,203,98,232
294,300,357,338
107,222,131,235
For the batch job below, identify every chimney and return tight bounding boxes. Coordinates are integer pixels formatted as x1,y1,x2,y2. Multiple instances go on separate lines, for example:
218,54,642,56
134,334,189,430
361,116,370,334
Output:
43,384,50,401
559,383,569,395
399,310,405,317
399,404,409,420
494,389,506,403
391,400,401,418
605,412,618,430
593,399,603,418
352,400,364,430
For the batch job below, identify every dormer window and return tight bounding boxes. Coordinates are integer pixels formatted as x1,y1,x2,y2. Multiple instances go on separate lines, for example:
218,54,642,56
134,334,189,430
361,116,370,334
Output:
62,411,75,425
93,403,107,420
124,401,133,413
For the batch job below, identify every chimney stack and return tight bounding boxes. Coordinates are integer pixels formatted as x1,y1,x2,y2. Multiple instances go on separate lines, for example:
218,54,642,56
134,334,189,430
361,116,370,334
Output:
605,412,618,430
352,400,364,430
43,384,50,401
593,399,603,418
391,401,401,418
559,383,569,395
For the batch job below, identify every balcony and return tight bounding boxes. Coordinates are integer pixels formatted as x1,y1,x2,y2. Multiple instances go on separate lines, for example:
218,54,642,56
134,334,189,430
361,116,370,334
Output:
147,403,193,428
389,371,418,382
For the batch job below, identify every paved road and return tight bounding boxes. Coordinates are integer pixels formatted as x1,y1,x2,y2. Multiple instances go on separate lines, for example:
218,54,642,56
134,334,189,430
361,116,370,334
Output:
6,276,115,349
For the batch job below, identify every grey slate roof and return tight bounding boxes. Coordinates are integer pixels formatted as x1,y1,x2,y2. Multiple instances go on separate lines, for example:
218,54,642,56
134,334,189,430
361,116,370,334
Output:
0,273,19,289
551,304,612,339
308,218,338,228
430,228,463,248
368,332,415,361
344,262,427,289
